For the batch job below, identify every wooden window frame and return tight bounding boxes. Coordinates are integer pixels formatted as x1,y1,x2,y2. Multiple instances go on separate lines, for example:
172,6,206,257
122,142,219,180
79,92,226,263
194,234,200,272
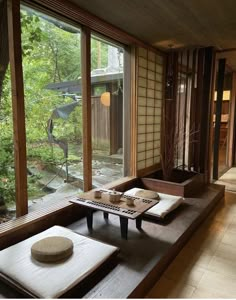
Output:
7,0,28,217
5,0,141,218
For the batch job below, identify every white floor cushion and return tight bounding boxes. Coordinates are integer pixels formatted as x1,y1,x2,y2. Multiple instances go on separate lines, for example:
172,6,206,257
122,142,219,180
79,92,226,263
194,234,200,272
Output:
124,188,184,218
0,226,119,298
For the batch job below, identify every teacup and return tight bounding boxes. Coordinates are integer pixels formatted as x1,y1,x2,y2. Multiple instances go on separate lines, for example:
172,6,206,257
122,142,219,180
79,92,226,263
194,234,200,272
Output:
94,190,102,198
126,197,134,206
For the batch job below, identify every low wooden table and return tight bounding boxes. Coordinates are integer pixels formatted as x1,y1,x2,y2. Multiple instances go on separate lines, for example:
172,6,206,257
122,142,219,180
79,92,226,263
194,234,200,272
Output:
70,189,159,239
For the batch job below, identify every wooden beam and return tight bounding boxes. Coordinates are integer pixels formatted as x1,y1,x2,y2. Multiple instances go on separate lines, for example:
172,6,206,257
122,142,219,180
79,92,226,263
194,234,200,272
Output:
81,26,92,191
7,0,28,217
213,59,226,180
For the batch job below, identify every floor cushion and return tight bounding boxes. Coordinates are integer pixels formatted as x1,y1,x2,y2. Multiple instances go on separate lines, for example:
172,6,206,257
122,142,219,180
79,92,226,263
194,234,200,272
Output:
0,226,119,298
31,236,73,263
124,188,184,218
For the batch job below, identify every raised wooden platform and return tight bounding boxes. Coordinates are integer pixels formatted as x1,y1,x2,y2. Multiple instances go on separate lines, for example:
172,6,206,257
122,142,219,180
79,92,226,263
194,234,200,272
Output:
0,183,224,298
72,183,224,298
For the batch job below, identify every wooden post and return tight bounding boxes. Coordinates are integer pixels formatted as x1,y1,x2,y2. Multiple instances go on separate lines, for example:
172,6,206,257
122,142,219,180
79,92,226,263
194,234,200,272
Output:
207,53,217,182
81,26,92,191
7,0,28,217
123,45,132,176
182,50,190,169
188,49,197,169
213,59,225,180
228,72,236,167
199,47,215,181
193,49,204,172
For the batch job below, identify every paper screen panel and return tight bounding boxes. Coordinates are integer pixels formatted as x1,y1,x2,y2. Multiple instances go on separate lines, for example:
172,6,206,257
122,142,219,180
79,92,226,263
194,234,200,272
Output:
137,47,163,170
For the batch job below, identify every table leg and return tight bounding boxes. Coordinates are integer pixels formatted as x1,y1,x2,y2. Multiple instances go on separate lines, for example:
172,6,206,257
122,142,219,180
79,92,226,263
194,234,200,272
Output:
103,212,109,220
136,217,142,230
86,209,93,231
120,217,128,239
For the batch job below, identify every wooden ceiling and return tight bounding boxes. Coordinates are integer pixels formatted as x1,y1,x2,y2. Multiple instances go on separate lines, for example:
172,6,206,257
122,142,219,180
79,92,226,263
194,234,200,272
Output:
70,0,236,70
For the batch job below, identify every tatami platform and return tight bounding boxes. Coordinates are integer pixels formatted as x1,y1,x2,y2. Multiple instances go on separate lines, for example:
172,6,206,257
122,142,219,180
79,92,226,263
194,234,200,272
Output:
0,183,224,298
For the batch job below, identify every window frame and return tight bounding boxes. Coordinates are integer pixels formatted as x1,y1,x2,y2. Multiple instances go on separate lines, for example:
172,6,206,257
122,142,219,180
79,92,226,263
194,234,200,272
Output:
5,0,136,217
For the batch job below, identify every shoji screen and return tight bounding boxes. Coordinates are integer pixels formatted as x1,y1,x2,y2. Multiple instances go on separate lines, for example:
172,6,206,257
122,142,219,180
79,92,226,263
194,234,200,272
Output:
136,47,164,171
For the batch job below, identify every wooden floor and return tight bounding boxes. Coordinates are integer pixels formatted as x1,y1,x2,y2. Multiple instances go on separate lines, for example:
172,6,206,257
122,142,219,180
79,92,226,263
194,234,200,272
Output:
146,191,236,298
0,183,224,298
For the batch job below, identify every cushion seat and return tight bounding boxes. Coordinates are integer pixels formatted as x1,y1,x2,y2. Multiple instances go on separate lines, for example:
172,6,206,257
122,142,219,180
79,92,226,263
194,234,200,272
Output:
124,188,184,218
31,236,73,263
0,226,119,298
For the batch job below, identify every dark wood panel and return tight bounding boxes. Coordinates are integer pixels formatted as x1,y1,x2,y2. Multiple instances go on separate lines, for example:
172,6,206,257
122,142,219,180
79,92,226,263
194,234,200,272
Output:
213,59,226,179
199,47,215,180
193,49,204,171
182,50,190,169
188,49,197,169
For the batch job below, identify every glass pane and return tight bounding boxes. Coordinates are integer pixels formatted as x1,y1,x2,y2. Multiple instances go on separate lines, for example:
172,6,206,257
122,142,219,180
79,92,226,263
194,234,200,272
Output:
20,5,83,211
0,1,16,223
91,35,124,187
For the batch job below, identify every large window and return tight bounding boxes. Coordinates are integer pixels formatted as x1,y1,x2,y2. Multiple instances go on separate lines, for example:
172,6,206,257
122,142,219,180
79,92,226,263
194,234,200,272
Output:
0,1,131,224
20,6,83,210
91,35,124,187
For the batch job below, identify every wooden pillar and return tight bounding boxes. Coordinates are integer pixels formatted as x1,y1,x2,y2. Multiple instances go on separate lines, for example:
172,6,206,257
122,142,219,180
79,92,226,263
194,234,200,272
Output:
81,26,92,191
199,47,215,181
162,51,178,179
182,50,190,169
228,72,236,167
188,49,197,169
123,46,132,176
213,59,226,179
193,49,204,172
7,0,28,217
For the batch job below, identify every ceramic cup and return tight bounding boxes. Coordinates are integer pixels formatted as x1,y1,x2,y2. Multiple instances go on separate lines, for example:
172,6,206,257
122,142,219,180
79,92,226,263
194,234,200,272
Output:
126,197,134,206
94,190,102,198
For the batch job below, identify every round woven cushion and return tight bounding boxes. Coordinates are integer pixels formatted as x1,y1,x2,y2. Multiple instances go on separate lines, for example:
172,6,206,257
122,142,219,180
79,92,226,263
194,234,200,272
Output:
31,236,73,263
135,189,160,200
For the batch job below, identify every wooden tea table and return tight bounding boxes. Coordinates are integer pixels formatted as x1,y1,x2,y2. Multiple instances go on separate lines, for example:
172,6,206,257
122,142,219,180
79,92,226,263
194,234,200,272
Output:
70,189,159,239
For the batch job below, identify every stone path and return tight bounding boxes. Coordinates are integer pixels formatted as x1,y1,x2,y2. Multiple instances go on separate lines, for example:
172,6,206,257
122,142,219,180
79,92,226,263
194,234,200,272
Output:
2,156,123,222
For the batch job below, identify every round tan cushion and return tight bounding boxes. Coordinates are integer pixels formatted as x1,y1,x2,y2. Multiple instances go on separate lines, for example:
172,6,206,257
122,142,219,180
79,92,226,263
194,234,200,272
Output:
135,189,160,200
31,236,73,263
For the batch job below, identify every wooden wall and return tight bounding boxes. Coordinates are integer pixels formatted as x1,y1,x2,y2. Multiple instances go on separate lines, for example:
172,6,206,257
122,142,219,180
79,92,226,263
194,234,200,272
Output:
162,47,216,182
